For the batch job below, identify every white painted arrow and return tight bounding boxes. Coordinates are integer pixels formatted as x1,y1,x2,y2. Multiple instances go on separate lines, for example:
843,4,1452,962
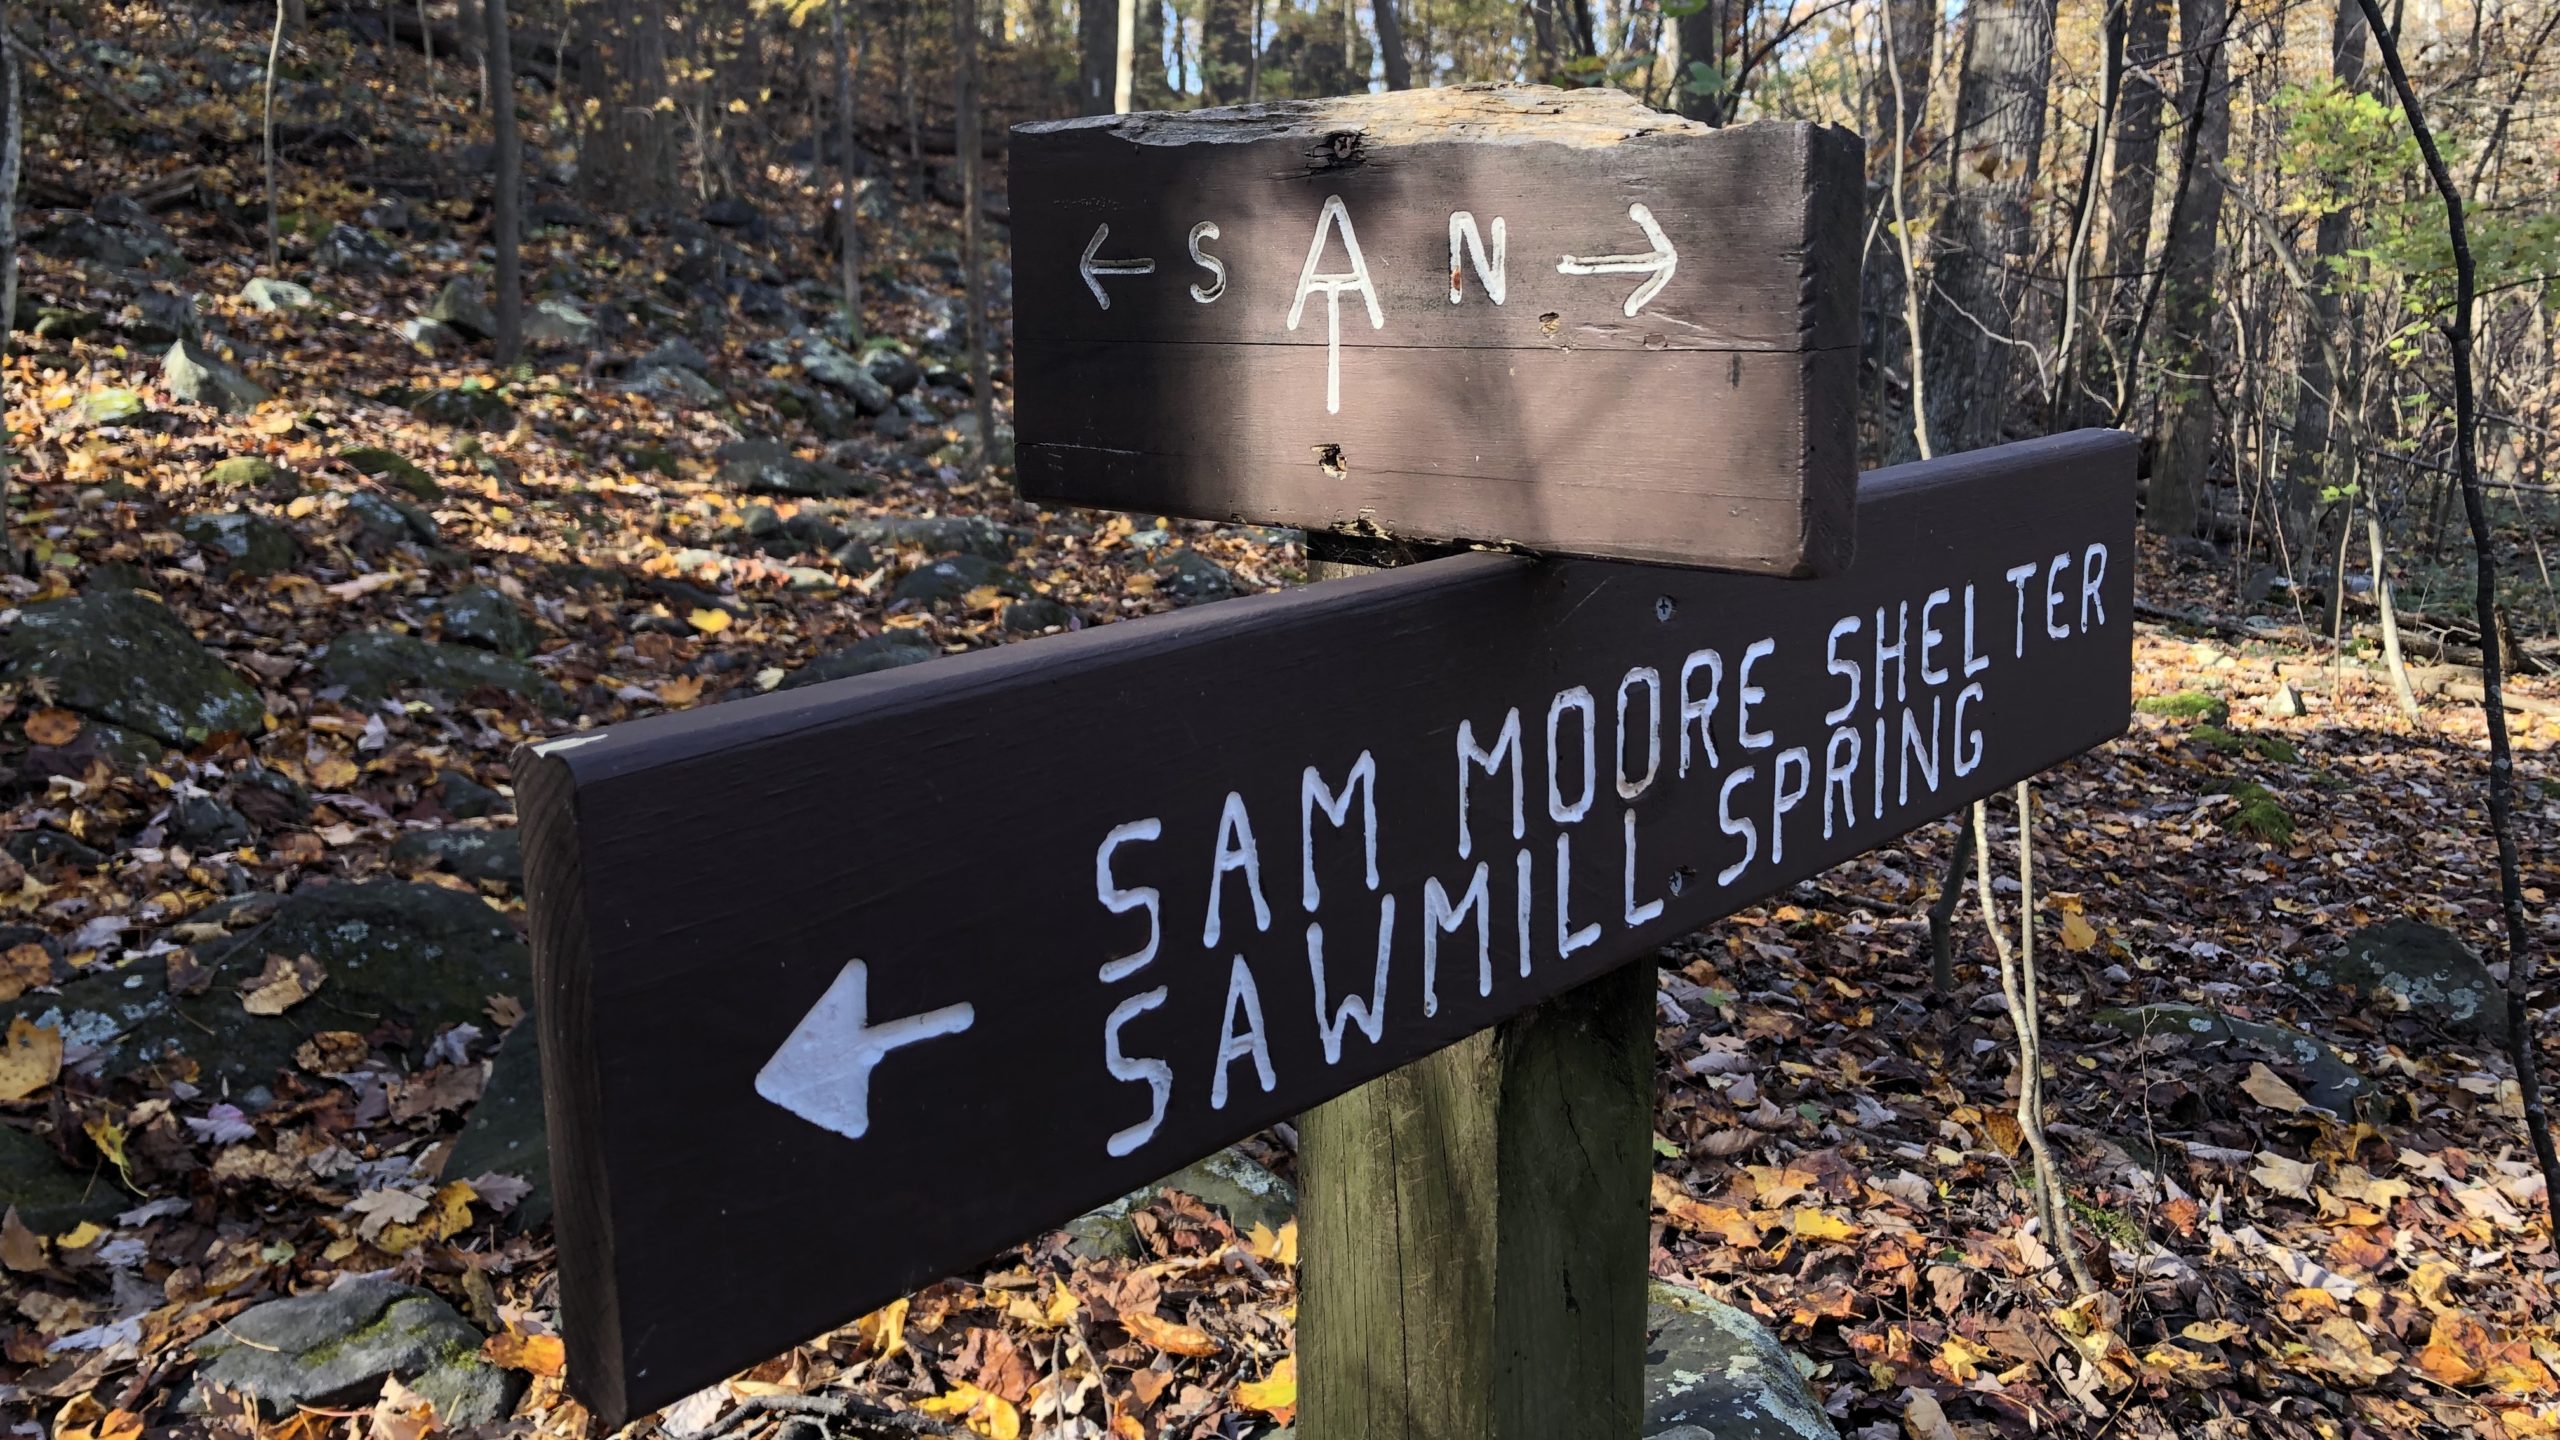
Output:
754,959,975,1141
1081,224,1157,310
1556,203,1679,318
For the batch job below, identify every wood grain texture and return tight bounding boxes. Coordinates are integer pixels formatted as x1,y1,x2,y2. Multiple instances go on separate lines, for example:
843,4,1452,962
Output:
520,431,2135,1425
1007,84,1863,574
1299,958,1653,1440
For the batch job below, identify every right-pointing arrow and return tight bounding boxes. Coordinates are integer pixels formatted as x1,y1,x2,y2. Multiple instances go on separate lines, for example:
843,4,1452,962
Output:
1556,203,1679,318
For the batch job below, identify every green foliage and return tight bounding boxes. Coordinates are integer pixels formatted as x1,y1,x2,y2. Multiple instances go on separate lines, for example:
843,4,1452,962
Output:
2277,80,2417,223
2136,691,2231,723
2192,725,2301,763
2219,781,2297,845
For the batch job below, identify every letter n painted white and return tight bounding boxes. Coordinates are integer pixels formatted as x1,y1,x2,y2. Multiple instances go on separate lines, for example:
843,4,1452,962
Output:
1423,863,1492,1015
1204,792,1272,948
1457,709,1525,860
1302,750,1380,912
1448,211,1507,304
1308,897,1395,1064
1096,818,1162,983
1103,987,1172,1157
1210,955,1276,1110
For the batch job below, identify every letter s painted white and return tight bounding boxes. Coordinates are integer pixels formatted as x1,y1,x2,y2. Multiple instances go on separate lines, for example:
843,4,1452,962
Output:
1187,221,1228,304
1103,987,1172,1157
1096,818,1163,983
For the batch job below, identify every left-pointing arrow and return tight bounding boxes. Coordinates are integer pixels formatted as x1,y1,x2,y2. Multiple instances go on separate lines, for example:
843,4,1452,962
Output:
1081,224,1157,310
1556,203,1679,318
755,959,975,1140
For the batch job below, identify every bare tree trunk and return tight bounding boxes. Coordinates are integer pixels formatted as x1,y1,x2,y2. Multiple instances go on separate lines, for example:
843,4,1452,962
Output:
2281,0,2371,558
0,42,19,571
1375,0,1411,89
2370,512,2423,721
1919,0,2056,454
2353,0,2560,1239
2145,0,2232,538
1248,0,1262,100
954,0,992,478
1078,0,1115,112
579,0,677,208
833,0,863,341
1866,0,1936,463
265,0,286,273
2098,0,2168,415
1116,0,1138,111
484,0,521,363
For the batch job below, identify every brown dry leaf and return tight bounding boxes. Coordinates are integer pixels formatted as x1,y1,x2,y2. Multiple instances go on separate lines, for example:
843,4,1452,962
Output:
1,1205,47,1271
1235,1355,1296,1423
1109,1415,1146,1440
1980,1110,2023,1158
0,943,50,1002
2302,1315,2397,1385
368,1375,440,1440
2251,1151,2318,1201
307,751,362,790
2058,908,2099,952
483,1330,567,1376
2418,1311,2493,1387
23,707,82,747
1901,1386,1960,1440
1120,1310,1219,1357
239,952,325,1015
164,948,212,996
0,1015,64,1100
2241,1062,2310,1114
297,1030,371,1072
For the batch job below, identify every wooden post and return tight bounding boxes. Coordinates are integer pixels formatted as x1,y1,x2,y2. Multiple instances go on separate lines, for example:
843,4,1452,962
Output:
1297,536,1658,1440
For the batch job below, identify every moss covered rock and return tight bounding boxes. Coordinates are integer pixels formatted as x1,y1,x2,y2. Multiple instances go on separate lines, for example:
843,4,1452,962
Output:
0,590,265,744
190,1277,520,1425
179,510,301,578
317,630,565,712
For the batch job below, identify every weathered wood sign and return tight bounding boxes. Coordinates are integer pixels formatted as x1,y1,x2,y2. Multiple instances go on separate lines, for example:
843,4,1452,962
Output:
520,430,2135,1424
1008,86,1865,575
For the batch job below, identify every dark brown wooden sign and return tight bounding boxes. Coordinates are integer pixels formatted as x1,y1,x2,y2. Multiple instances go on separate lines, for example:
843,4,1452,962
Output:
1008,86,1864,576
520,430,2135,1424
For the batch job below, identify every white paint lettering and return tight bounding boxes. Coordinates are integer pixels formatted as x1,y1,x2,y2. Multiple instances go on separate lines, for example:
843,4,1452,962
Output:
1307,897,1394,1064
1555,833,1601,956
1769,746,1811,866
1448,211,1507,304
1962,583,1991,678
1210,955,1275,1109
1096,818,1163,983
1204,791,1272,948
1547,686,1597,823
1286,194,1385,416
1822,725,1861,839
1717,766,1759,886
1614,667,1662,801
2044,552,2073,640
2081,543,2110,630
1823,615,1862,723
1623,809,1664,927
2006,562,2040,657
1458,709,1525,860
1103,987,1172,1157
1736,639,1777,749
1874,603,1908,709
1678,649,1723,776
1953,682,1986,776
1919,588,1952,686
1301,751,1380,912
1899,698,1942,805
1187,221,1228,304
1422,863,1491,1016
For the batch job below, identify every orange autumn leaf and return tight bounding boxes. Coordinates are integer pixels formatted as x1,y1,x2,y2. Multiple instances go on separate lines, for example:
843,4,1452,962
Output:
1121,1309,1219,1357
483,1329,567,1376
916,1382,1020,1440
22,707,81,746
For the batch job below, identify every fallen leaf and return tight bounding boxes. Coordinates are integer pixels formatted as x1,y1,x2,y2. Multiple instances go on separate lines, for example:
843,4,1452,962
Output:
916,1382,1020,1440
856,1296,909,1360
0,1015,64,1100
1236,1355,1296,1422
1788,1206,1862,1243
688,607,732,634
1120,1309,1219,1357
483,1330,567,1376
2059,909,2099,952
56,1220,102,1249
2252,1151,2318,1202
2302,1315,2397,1384
84,1114,131,1184
239,952,326,1015
23,707,81,746
1,1206,46,1270
2419,1311,2493,1387
2242,1062,2310,1114
297,1030,371,1072
368,1375,438,1440
1902,1386,1960,1440
1246,1219,1298,1268
0,943,50,1002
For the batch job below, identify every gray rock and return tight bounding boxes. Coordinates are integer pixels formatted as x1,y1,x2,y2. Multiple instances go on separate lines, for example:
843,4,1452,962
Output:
800,340,895,415
38,216,178,271
872,409,912,441
346,491,440,548
438,584,539,657
0,590,265,745
425,276,498,340
2297,920,2509,1039
128,290,203,346
444,1020,549,1227
163,338,273,413
191,1277,521,1426
1645,1282,1836,1440
339,446,440,500
2256,683,2308,719
318,631,566,712
6,830,104,873
410,386,512,431
171,795,255,849
179,510,300,578
239,277,316,313
639,336,711,374
72,388,151,428
717,439,875,499
844,515,1025,562
1156,549,1237,603
398,316,466,356
28,303,102,340
22,719,168,777
2092,1003,2373,1114
389,827,523,884
316,223,404,275
626,362,725,407
863,346,924,395
8,881,525,1087
1004,598,1078,634
523,298,597,350
436,773,503,819
207,456,292,493
361,197,413,233
0,1125,121,1234
778,633,939,691
1065,1148,1297,1261
894,554,1029,604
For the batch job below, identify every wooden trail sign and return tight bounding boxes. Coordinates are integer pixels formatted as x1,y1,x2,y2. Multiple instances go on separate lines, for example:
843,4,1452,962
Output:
520,429,2135,1424
1009,86,1864,575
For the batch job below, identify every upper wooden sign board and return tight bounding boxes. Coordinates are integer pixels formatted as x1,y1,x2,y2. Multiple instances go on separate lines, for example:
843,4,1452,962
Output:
519,430,2134,1425
1009,86,1864,575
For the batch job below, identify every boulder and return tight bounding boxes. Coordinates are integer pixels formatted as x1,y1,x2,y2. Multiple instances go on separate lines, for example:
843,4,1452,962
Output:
339,446,440,501
73,387,151,428
425,276,498,340
444,1020,548,1227
717,439,875,499
190,1277,520,1426
436,773,504,819
778,633,939,691
346,491,440,548
179,510,300,578
7,881,525,1087
389,827,523,885
37,216,177,271
799,341,895,415
239,277,316,313
317,631,566,712
170,794,255,849
395,317,462,357
163,338,272,413
1155,549,1236,603
523,298,597,350
1004,597,1078,634
626,362,725,407
437,584,539,657
894,554,1029,604
1645,1282,1836,1440
7,830,105,874
0,1125,122,1234
410,386,513,431
1066,1148,1298,1260
843,515,1026,562
28,304,102,340
2092,1003,2373,1115
0,590,265,745
129,290,202,346
315,223,404,275
863,345,924,395
20,719,168,779
639,336,712,374
207,456,292,493
2295,920,2509,1039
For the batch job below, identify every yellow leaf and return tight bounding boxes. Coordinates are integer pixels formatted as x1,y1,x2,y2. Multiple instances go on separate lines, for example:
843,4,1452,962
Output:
658,674,707,706
2059,909,2099,952
2241,1062,2309,1115
1236,1355,1296,1420
0,1015,63,1100
286,495,319,518
1247,1219,1298,1267
689,607,733,634
483,1329,568,1375
84,1114,132,1184
856,1296,908,1359
1121,1309,1220,1357
56,1220,103,1249
1933,1335,1992,1384
918,1383,1021,1440
1787,1206,1861,1243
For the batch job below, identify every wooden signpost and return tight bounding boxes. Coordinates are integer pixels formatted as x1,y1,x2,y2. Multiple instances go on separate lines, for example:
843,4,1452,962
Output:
519,429,2136,1425
1009,87,1865,575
